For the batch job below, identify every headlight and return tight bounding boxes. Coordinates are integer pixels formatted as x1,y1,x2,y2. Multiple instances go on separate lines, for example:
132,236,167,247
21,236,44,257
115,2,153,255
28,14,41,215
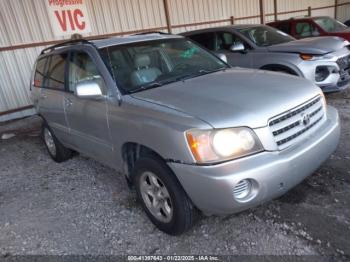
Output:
186,127,263,164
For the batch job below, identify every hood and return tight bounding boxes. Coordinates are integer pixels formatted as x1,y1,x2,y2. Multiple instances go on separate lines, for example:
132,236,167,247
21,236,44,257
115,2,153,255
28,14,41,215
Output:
334,27,350,34
328,30,350,41
267,36,346,55
131,69,321,129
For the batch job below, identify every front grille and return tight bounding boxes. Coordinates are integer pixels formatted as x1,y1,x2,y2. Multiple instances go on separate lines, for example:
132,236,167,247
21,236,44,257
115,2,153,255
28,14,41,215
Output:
269,96,325,150
336,55,350,71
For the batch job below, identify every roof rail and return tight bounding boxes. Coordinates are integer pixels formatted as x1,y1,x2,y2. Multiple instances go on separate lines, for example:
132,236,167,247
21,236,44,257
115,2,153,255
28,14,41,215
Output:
289,15,309,20
40,39,98,55
133,31,170,36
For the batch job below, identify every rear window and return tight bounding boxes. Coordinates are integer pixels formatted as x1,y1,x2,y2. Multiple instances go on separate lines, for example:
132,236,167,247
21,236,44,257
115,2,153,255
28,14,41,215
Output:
33,57,48,88
44,53,67,90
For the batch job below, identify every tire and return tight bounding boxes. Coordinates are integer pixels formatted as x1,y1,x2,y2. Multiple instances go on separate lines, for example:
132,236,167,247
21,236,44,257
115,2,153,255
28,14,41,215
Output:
132,155,196,235
42,122,72,163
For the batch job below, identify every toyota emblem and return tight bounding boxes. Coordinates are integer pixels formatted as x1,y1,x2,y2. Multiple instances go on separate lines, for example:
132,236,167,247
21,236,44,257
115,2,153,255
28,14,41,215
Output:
301,113,311,126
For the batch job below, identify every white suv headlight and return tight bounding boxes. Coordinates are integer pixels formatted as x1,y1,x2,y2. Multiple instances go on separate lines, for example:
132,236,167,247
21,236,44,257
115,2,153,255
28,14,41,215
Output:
186,127,263,164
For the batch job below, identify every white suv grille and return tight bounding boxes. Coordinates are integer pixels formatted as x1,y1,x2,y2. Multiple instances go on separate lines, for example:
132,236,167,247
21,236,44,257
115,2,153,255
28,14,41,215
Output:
269,96,325,150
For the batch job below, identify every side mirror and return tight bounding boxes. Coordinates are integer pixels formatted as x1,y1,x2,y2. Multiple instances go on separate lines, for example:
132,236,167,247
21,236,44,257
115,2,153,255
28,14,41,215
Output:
230,43,246,53
217,53,228,63
76,80,103,99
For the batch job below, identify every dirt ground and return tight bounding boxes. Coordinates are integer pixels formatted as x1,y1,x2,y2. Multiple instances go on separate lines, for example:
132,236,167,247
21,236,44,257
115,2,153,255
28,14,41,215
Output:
0,90,349,259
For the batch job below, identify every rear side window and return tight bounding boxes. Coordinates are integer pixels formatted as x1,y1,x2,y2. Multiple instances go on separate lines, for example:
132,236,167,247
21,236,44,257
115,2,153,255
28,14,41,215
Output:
295,21,319,38
277,22,291,35
45,53,67,90
189,33,216,51
33,57,48,88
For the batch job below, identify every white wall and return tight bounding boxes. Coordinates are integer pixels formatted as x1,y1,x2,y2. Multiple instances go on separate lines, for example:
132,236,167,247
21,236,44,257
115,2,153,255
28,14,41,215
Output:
337,0,350,22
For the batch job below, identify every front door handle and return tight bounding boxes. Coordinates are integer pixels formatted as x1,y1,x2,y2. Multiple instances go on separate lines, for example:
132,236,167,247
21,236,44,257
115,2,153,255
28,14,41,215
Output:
64,98,73,107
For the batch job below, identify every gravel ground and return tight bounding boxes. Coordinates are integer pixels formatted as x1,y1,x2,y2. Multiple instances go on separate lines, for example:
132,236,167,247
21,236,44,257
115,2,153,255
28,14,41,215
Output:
0,90,349,258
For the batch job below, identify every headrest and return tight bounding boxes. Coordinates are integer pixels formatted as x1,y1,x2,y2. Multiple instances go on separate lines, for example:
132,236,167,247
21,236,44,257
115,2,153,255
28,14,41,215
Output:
134,54,151,69
84,60,98,75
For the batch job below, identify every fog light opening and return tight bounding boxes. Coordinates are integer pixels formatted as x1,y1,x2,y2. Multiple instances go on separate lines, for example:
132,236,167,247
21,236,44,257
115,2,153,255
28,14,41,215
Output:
233,179,257,202
315,66,330,82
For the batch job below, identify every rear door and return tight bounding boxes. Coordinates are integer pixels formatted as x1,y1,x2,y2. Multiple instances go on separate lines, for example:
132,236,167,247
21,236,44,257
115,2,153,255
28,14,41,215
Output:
38,53,70,143
64,49,112,162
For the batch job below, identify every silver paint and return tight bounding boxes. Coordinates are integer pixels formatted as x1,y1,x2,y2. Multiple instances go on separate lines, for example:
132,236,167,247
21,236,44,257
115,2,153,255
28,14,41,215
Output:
31,35,340,215
181,25,350,92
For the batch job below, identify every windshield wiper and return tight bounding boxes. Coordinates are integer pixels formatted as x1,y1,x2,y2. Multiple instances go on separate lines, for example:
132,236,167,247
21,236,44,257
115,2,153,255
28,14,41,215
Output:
197,67,227,76
128,82,164,94
128,67,228,94
165,68,228,83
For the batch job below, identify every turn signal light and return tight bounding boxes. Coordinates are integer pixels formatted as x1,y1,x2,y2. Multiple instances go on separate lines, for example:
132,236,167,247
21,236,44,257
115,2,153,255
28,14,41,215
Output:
300,54,313,61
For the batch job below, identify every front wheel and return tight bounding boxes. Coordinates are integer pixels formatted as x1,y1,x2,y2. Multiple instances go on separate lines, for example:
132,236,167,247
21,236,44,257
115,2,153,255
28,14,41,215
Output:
133,156,196,235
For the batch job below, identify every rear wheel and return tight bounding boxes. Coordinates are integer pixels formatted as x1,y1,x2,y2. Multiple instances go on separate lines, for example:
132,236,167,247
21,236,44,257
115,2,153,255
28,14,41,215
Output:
42,122,72,163
133,156,196,235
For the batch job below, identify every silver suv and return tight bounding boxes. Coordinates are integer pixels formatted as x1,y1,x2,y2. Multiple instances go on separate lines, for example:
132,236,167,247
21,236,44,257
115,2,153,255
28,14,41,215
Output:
181,25,350,92
30,33,340,235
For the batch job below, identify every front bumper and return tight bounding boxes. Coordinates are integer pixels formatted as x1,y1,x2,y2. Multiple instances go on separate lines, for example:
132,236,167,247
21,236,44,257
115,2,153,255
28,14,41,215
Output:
319,74,350,93
300,51,350,93
169,106,340,214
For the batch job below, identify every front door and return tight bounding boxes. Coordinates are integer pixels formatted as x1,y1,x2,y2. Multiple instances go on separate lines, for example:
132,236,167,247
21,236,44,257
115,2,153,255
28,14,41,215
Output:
64,50,112,163
215,31,253,68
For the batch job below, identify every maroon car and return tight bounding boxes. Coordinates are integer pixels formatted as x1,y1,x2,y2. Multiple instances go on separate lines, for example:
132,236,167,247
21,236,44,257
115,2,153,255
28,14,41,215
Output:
268,16,350,41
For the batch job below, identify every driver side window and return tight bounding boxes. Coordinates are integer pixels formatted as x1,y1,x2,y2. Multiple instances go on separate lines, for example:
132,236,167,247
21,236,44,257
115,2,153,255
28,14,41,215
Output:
68,51,106,94
216,32,246,51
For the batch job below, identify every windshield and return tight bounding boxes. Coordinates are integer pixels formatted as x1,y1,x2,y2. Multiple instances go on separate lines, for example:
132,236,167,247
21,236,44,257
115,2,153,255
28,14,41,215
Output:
314,17,347,33
102,38,228,93
238,26,295,47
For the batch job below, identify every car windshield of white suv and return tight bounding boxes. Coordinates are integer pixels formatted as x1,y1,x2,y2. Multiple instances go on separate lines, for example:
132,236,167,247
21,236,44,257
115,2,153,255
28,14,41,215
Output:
314,17,347,32
238,26,295,47
103,38,228,93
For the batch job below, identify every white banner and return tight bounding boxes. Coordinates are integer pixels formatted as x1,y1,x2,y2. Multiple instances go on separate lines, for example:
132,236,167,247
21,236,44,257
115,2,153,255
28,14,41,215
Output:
45,0,91,37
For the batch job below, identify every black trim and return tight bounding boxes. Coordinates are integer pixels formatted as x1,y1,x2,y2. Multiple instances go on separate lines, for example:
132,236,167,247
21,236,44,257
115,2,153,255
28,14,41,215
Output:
133,31,171,36
40,39,99,55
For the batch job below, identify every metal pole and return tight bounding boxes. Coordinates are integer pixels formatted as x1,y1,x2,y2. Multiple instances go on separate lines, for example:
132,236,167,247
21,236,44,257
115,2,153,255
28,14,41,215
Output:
230,16,235,25
307,6,312,17
274,0,278,21
334,0,338,19
163,0,172,33
260,0,266,24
